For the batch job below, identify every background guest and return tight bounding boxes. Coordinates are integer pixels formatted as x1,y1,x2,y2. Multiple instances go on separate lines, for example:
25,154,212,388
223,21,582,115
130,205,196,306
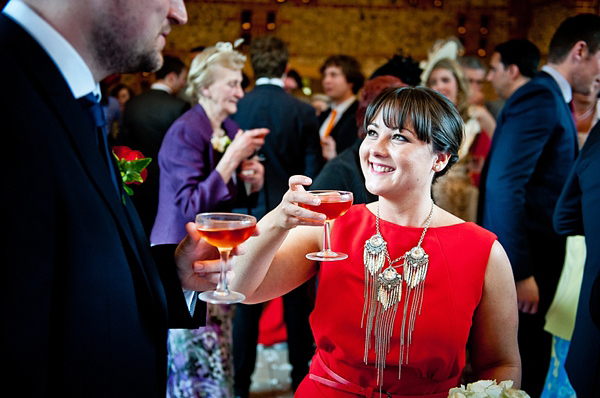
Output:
424,56,493,221
478,14,600,396
231,35,323,398
318,54,365,161
150,42,268,398
120,55,190,236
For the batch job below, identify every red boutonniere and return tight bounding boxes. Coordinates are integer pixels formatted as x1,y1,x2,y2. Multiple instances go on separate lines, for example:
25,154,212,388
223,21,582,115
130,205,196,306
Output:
112,146,151,197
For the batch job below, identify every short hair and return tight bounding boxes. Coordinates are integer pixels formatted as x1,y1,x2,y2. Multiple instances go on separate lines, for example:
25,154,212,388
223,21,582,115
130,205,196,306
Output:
185,43,246,102
369,55,423,87
364,86,464,181
548,14,600,64
320,54,365,94
426,58,470,121
494,39,541,79
457,56,486,72
286,69,302,88
249,36,289,79
155,56,186,80
356,76,406,138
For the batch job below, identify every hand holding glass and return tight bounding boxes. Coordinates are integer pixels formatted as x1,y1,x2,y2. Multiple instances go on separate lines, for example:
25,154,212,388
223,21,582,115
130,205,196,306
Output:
195,213,256,304
299,190,353,261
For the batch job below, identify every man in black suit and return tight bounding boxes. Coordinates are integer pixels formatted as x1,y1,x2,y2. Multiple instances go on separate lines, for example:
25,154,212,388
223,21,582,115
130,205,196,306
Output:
231,35,323,398
0,0,225,396
319,54,364,161
478,14,600,396
121,55,190,236
554,120,600,397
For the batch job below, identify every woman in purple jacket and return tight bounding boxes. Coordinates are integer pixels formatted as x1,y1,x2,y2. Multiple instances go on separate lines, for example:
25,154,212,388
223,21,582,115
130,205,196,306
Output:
151,42,268,397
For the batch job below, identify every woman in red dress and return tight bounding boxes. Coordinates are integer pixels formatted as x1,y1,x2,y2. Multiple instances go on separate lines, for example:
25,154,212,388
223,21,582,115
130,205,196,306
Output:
229,87,520,397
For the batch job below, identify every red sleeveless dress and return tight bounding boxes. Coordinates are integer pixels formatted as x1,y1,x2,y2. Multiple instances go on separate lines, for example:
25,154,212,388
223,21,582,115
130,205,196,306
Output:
295,204,497,397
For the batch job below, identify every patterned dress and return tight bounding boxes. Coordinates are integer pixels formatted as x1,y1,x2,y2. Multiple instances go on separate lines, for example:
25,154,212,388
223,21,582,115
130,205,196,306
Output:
167,305,235,398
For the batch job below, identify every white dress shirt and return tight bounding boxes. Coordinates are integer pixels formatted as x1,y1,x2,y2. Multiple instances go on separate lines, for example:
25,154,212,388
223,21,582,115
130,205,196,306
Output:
541,64,573,104
319,95,356,139
3,0,99,99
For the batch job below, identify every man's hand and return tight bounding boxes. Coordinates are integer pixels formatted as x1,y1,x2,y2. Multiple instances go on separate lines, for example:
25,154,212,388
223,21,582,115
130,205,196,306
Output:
175,222,232,291
321,136,337,161
516,276,539,314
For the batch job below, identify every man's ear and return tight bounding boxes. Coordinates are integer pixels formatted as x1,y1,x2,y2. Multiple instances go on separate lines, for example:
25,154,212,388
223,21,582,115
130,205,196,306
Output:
507,64,520,79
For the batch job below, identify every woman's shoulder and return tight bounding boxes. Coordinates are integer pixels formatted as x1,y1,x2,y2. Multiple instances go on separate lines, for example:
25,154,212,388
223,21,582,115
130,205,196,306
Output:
433,206,497,241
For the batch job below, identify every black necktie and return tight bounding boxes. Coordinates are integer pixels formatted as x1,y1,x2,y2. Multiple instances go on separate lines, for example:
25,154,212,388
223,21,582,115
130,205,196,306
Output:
78,93,120,197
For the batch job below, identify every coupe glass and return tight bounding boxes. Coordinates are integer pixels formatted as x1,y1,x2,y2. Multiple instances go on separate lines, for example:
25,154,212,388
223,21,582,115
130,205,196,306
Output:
300,190,353,261
195,212,256,304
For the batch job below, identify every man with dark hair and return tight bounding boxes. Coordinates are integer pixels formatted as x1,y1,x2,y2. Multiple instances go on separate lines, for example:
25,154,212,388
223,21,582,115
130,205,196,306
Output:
318,54,364,160
0,0,223,395
231,35,322,398
487,39,541,100
479,14,600,396
121,55,190,236
458,55,505,118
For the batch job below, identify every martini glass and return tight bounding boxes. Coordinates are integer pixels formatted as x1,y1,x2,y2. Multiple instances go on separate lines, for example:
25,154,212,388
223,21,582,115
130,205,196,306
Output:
195,212,256,304
300,190,353,261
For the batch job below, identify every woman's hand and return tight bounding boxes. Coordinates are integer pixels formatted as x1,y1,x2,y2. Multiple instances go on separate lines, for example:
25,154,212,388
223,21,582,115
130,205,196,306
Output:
227,128,269,164
274,175,326,230
239,157,265,193
216,128,268,183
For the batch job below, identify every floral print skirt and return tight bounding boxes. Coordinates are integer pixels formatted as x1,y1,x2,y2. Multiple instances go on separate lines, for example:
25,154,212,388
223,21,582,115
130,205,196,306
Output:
167,304,235,398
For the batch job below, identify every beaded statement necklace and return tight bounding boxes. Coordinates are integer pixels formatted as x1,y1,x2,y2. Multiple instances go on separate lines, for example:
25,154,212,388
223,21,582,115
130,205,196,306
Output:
362,200,434,385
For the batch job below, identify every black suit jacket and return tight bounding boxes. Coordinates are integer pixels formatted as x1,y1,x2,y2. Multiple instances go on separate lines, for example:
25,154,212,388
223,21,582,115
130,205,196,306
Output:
554,122,600,397
121,89,190,235
319,100,359,154
232,84,323,217
0,14,204,396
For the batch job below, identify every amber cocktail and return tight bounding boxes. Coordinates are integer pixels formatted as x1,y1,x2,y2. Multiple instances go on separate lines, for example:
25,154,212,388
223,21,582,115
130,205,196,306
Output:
300,190,353,261
196,213,256,304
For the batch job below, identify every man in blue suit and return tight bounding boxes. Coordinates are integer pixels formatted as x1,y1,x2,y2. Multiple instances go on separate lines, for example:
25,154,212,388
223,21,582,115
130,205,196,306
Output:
231,35,323,398
554,120,600,396
0,0,226,396
478,14,600,397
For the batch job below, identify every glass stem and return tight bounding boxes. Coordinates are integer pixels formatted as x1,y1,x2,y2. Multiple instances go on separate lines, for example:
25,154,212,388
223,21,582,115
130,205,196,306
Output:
323,220,333,254
216,248,231,295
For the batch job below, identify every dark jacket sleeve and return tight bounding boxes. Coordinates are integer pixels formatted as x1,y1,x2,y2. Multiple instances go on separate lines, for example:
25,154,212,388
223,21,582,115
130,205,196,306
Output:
151,244,207,328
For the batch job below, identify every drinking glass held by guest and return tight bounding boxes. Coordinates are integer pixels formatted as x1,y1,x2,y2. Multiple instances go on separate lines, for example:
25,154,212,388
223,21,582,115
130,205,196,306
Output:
150,42,268,398
228,87,521,397
0,0,237,396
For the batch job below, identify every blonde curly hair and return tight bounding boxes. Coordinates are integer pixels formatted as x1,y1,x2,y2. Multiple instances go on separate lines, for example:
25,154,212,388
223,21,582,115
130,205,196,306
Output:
185,42,246,102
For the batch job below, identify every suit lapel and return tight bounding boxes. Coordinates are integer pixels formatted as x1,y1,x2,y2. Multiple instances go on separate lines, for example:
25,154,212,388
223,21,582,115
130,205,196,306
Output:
3,16,163,314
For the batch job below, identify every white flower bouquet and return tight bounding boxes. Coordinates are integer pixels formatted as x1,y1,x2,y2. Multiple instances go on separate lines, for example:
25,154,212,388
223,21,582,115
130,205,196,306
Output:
448,380,530,398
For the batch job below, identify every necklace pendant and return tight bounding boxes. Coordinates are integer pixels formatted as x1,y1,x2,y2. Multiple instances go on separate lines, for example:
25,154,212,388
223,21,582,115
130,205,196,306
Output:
364,234,386,275
377,267,402,310
404,246,429,288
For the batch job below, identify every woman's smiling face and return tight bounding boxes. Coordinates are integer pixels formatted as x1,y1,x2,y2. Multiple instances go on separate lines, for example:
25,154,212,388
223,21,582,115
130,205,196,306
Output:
359,110,439,200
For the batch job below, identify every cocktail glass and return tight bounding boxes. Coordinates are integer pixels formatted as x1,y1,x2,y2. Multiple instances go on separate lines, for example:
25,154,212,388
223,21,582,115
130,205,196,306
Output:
300,190,353,261
195,212,256,304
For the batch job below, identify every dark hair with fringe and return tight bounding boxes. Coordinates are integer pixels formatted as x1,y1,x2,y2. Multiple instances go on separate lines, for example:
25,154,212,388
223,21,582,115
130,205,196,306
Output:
364,86,464,181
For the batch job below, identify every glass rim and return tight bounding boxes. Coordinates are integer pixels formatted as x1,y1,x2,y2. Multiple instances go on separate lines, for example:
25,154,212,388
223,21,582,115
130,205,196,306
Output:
195,212,257,224
304,190,353,196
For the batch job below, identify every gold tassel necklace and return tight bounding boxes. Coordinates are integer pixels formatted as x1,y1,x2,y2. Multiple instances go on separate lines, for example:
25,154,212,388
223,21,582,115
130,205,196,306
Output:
362,200,434,385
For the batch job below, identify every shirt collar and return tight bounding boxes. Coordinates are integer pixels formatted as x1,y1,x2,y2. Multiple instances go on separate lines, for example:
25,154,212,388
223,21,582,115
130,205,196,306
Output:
332,95,356,115
541,65,572,103
151,82,173,94
255,77,284,88
3,0,99,99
